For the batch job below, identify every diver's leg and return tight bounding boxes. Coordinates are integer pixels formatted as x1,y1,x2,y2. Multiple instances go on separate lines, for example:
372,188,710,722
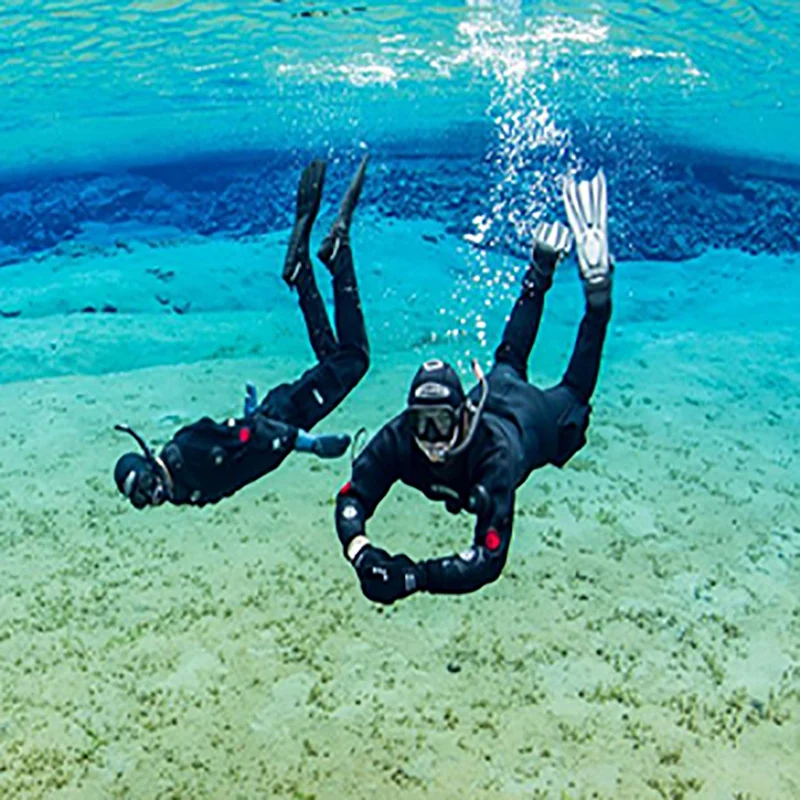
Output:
493,220,572,380
258,350,366,433
532,301,611,472
561,299,612,403
283,159,325,286
295,265,337,361
327,243,369,359
317,154,368,265
273,253,369,434
282,159,337,360
536,300,610,470
560,168,614,403
317,153,370,361
259,156,371,433
492,250,557,380
288,244,370,431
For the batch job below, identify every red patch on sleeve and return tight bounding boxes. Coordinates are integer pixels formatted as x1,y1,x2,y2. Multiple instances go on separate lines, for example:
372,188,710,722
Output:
339,481,353,496
485,528,501,551
238,426,252,443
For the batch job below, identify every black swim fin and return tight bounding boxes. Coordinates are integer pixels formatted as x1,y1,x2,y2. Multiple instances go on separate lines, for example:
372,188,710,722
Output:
283,159,326,287
317,153,368,268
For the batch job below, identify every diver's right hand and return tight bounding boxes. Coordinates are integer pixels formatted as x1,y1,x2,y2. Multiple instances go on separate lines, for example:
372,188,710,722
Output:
353,545,423,605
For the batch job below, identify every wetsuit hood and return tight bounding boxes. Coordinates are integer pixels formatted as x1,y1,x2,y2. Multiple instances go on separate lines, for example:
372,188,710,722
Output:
406,359,489,463
407,359,465,409
113,424,170,508
114,452,164,508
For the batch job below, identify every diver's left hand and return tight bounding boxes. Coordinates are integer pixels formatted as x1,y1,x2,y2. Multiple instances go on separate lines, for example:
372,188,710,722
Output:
354,546,424,605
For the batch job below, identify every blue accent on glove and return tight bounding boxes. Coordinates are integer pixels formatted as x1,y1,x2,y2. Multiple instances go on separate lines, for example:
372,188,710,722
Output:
294,430,317,452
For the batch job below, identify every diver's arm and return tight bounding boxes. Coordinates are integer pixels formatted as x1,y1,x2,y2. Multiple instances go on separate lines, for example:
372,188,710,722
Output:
335,423,439,606
350,484,514,604
408,440,515,595
334,423,401,554
352,449,516,604
243,381,349,460
418,482,514,595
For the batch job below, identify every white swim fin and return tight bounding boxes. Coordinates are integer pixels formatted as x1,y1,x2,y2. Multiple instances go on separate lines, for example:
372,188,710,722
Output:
563,169,612,305
532,220,573,259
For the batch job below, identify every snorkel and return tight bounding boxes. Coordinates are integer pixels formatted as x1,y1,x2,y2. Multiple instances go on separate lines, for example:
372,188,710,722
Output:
440,359,488,461
114,424,156,462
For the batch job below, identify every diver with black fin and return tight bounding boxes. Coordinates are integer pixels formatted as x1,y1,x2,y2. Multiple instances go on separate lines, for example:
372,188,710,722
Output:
114,154,371,509
335,169,613,604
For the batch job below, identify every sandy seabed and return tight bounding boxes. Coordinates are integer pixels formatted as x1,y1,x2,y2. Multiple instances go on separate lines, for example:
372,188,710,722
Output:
1,223,798,799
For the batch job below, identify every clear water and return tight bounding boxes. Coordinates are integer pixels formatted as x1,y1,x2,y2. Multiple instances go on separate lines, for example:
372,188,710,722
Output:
1,2,799,799
3,0,800,174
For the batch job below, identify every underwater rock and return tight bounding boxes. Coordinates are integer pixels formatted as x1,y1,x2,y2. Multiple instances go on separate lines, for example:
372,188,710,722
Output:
2,137,800,262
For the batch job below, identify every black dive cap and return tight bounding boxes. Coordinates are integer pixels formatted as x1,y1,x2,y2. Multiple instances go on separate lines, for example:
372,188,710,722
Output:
114,452,150,497
407,359,465,409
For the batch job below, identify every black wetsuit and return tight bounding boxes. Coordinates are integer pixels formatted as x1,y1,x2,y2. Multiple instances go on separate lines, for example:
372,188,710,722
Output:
159,244,369,507
335,261,610,595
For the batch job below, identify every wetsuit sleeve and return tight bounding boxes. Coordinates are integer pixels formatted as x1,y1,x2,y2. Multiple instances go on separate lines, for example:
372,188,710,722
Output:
335,423,401,553
419,446,515,595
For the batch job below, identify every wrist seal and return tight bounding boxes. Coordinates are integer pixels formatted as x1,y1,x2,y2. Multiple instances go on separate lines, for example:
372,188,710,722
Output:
347,535,371,564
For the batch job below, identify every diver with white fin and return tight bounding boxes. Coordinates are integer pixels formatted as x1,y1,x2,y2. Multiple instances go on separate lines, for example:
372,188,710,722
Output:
113,155,370,509
335,169,613,605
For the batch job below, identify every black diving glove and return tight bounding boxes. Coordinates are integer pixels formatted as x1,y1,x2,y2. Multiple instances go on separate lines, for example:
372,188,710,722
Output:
311,433,351,459
294,430,351,459
353,545,425,605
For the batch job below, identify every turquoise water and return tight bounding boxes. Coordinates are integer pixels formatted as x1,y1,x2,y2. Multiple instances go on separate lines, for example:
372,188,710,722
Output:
3,0,800,174
1,1,799,799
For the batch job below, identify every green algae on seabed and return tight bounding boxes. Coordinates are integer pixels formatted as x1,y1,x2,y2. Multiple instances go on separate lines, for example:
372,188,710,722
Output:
0,240,799,799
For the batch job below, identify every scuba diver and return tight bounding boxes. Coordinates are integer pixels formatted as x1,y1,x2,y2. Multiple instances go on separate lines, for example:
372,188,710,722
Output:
114,155,370,509
335,170,613,605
